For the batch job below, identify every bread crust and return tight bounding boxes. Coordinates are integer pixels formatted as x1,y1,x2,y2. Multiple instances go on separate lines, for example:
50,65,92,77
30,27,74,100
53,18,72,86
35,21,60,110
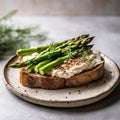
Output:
20,62,104,89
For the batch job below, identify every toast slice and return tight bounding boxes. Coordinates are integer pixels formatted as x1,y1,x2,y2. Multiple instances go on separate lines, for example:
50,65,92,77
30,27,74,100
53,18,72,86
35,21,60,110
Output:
20,62,104,89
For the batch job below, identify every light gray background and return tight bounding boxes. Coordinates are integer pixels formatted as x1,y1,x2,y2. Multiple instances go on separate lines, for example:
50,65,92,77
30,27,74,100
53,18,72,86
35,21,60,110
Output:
0,0,120,16
0,16,120,120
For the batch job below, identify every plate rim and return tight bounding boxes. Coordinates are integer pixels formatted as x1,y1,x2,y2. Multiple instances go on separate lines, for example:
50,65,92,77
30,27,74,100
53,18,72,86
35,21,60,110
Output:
3,54,120,105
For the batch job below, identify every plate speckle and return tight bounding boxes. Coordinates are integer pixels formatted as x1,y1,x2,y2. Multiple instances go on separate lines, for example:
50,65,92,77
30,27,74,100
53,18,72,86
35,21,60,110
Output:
3,54,120,107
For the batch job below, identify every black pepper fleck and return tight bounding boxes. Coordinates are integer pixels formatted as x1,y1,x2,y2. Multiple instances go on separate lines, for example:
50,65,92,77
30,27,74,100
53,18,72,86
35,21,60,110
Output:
36,91,38,93
77,90,81,94
103,80,106,83
110,71,112,73
24,90,27,92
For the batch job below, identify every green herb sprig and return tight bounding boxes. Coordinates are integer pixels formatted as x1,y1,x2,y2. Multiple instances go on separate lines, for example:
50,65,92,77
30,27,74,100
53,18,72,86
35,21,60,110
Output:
0,10,47,59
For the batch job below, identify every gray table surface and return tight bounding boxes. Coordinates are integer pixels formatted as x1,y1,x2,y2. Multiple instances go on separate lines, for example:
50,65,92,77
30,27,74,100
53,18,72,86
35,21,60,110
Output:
0,16,120,120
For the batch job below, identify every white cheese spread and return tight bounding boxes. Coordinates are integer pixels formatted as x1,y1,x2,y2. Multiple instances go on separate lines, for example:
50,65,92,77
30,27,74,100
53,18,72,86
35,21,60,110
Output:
51,51,103,78
22,52,38,61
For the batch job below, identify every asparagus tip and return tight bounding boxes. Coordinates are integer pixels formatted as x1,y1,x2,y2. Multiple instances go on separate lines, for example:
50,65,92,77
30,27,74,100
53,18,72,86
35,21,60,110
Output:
9,63,18,68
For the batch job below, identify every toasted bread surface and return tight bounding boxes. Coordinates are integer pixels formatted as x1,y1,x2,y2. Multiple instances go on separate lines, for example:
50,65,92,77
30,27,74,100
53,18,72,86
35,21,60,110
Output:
20,62,104,89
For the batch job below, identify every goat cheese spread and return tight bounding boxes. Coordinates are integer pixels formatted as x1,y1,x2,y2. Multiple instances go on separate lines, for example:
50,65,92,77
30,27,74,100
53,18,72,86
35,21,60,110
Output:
51,51,103,78
22,52,38,61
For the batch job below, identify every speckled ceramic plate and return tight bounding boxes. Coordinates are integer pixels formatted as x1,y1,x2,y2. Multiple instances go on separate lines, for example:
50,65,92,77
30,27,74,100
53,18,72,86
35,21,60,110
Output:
3,54,120,108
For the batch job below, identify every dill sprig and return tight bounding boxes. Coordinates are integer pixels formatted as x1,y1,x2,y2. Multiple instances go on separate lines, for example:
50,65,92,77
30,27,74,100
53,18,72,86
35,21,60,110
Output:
81,50,91,61
0,10,47,59
0,10,18,22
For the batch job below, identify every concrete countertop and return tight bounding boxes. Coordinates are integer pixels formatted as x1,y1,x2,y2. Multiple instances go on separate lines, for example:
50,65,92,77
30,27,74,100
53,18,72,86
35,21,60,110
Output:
0,16,120,120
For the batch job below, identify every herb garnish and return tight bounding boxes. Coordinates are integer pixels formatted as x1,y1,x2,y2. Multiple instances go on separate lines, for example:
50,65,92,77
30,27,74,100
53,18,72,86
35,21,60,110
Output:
0,10,47,59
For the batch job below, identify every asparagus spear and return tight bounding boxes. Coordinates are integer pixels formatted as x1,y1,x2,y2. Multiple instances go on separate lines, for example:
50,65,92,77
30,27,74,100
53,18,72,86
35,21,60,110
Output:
10,36,94,68
32,36,89,65
16,34,89,56
27,59,51,73
27,46,83,73
34,60,51,73
36,38,87,74
62,37,94,53
27,63,36,73
81,36,94,45
38,42,94,75
17,46,47,56
39,55,69,75
16,41,65,56
55,34,89,49
10,49,62,68
38,48,87,75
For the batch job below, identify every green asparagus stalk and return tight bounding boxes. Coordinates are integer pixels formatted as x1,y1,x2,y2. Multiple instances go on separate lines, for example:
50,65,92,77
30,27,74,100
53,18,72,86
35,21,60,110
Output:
16,34,89,56
27,59,51,73
10,36,94,68
55,34,89,49
38,48,87,75
81,36,94,46
10,49,62,68
62,37,94,53
85,44,94,50
40,34,90,55
27,64,36,73
33,36,88,63
34,60,51,73
9,60,32,68
16,41,65,56
17,46,47,56
28,45,93,73
39,55,69,75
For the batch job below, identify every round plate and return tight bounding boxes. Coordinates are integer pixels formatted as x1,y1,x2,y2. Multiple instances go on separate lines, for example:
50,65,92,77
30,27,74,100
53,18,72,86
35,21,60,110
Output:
3,54,120,108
